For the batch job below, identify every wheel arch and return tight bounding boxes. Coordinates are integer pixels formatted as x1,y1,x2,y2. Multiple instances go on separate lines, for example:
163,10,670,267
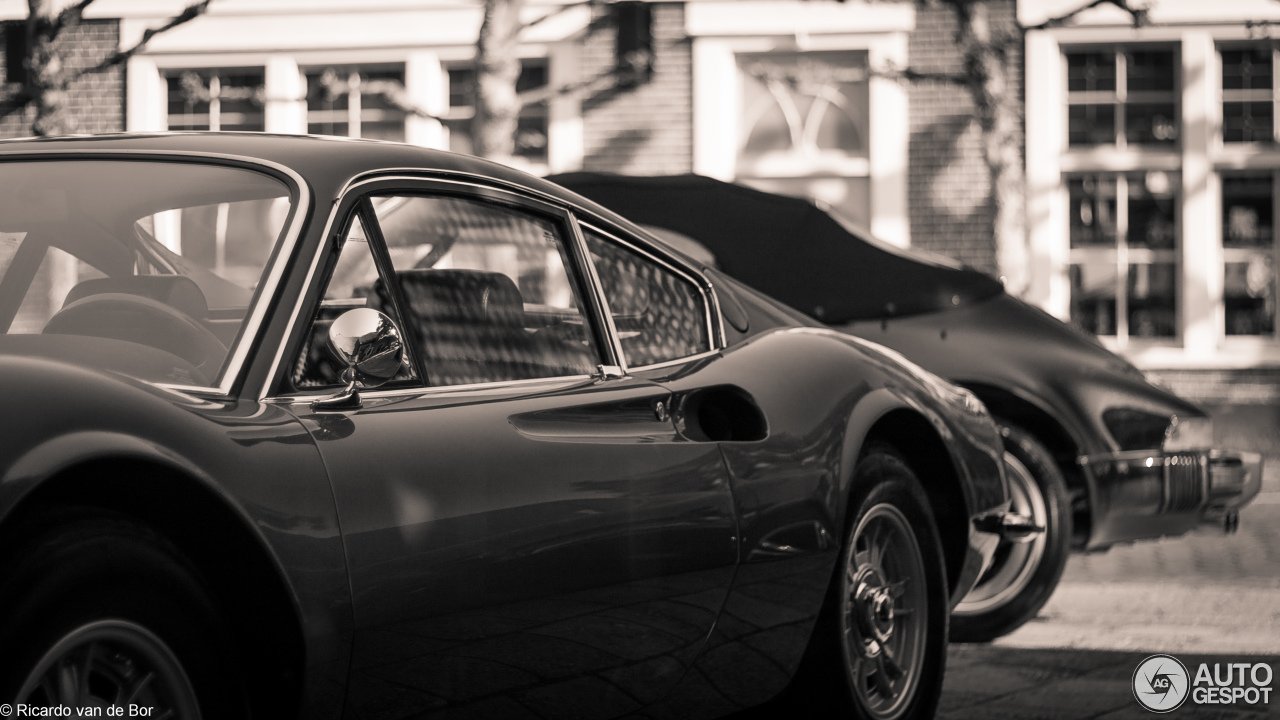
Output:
960,382,1092,545
0,447,305,717
846,399,970,602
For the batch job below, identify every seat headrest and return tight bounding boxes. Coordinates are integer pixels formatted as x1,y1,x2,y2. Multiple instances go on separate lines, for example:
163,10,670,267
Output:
383,269,525,328
63,275,209,319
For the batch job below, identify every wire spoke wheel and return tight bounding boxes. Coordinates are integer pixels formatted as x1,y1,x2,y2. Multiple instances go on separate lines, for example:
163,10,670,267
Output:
841,503,928,720
17,620,201,719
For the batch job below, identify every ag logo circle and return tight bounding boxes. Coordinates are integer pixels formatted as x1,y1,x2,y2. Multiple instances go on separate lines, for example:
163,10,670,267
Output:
1133,654,1190,713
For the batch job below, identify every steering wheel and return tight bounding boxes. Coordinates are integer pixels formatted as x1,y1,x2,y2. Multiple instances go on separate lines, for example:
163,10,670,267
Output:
42,293,229,379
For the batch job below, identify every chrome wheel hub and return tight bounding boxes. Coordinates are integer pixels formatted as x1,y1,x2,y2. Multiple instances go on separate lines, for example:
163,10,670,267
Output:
851,565,897,650
841,503,927,720
17,620,202,719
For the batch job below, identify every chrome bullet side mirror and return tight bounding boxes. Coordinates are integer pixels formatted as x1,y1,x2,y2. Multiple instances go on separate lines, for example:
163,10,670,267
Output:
312,308,404,410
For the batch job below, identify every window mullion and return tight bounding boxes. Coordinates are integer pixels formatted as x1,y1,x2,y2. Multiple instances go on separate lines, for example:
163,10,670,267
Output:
1117,173,1130,345
1273,45,1280,145
1273,170,1280,341
1116,50,1128,149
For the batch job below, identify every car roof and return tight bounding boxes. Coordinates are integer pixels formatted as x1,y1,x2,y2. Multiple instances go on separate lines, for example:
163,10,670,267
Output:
0,132,606,213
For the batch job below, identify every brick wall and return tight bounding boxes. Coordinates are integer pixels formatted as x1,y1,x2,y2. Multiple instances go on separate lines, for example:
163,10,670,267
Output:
1144,368,1280,405
580,2,693,175
0,19,124,139
906,0,1021,275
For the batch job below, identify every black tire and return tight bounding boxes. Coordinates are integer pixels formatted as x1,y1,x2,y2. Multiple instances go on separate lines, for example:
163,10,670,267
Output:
787,446,949,720
0,511,249,719
951,423,1072,642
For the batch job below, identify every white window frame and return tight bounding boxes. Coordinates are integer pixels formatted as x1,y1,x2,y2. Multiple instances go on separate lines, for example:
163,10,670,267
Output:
119,2,589,166
686,0,912,248
1026,16,1280,369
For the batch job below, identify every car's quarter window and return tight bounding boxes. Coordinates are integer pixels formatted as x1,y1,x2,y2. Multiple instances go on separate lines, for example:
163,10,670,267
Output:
368,193,599,387
581,225,711,367
290,212,418,390
0,159,293,389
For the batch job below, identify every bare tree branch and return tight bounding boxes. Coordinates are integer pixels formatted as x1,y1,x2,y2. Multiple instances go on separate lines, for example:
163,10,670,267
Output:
874,65,971,87
70,0,213,81
365,81,442,121
53,0,97,34
1022,0,1150,31
520,0,597,32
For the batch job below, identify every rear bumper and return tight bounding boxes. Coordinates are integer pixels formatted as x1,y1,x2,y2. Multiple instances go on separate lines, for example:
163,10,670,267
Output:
1078,449,1263,550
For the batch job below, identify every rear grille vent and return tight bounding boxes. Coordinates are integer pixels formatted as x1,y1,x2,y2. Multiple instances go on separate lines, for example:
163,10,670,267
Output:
1164,453,1204,513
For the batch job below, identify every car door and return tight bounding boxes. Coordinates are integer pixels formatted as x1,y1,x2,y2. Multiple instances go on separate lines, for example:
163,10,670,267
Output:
274,180,738,720
577,221,843,713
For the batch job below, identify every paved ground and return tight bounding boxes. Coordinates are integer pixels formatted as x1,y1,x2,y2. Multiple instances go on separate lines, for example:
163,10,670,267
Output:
941,403,1280,719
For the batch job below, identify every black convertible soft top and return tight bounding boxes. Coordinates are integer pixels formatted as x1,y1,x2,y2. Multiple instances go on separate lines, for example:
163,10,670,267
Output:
550,172,1004,324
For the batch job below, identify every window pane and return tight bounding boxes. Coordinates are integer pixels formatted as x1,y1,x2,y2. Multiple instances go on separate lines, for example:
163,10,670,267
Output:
1222,48,1272,91
1223,101,1273,143
448,67,476,108
292,216,417,389
0,160,291,386
1068,104,1116,147
737,50,870,168
584,229,709,367
1223,174,1276,336
1223,174,1273,248
12,248,105,334
1225,259,1275,335
217,72,266,132
1070,176,1118,247
305,67,407,141
1127,171,1179,250
1067,52,1116,93
1126,50,1175,92
372,195,598,385
1127,262,1177,337
1070,260,1118,335
165,69,265,132
166,73,212,128
1125,102,1178,146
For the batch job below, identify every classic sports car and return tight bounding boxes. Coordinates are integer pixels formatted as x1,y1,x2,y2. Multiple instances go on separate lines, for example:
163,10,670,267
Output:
0,133,1011,720
549,172,1264,642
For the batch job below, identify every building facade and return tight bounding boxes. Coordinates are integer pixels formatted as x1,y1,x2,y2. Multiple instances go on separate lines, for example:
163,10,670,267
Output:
1,0,1269,400
1022,0,1280,400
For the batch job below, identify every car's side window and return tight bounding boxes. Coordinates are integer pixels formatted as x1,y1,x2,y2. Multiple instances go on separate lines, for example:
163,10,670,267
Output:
581,225,710,368
369,193,599,387
291,214,418,389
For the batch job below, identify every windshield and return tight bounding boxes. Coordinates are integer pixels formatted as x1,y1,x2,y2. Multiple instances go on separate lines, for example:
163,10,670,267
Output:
0,159,292,388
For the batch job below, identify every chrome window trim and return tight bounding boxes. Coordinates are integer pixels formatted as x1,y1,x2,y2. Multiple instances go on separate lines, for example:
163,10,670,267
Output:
702,271,729,350
0,149,309,400
576,220,721,366
259,194,345,402
262,173,609,400
276,373,596,404
565,213,627,372
626,349,722,373
334,168,570,207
